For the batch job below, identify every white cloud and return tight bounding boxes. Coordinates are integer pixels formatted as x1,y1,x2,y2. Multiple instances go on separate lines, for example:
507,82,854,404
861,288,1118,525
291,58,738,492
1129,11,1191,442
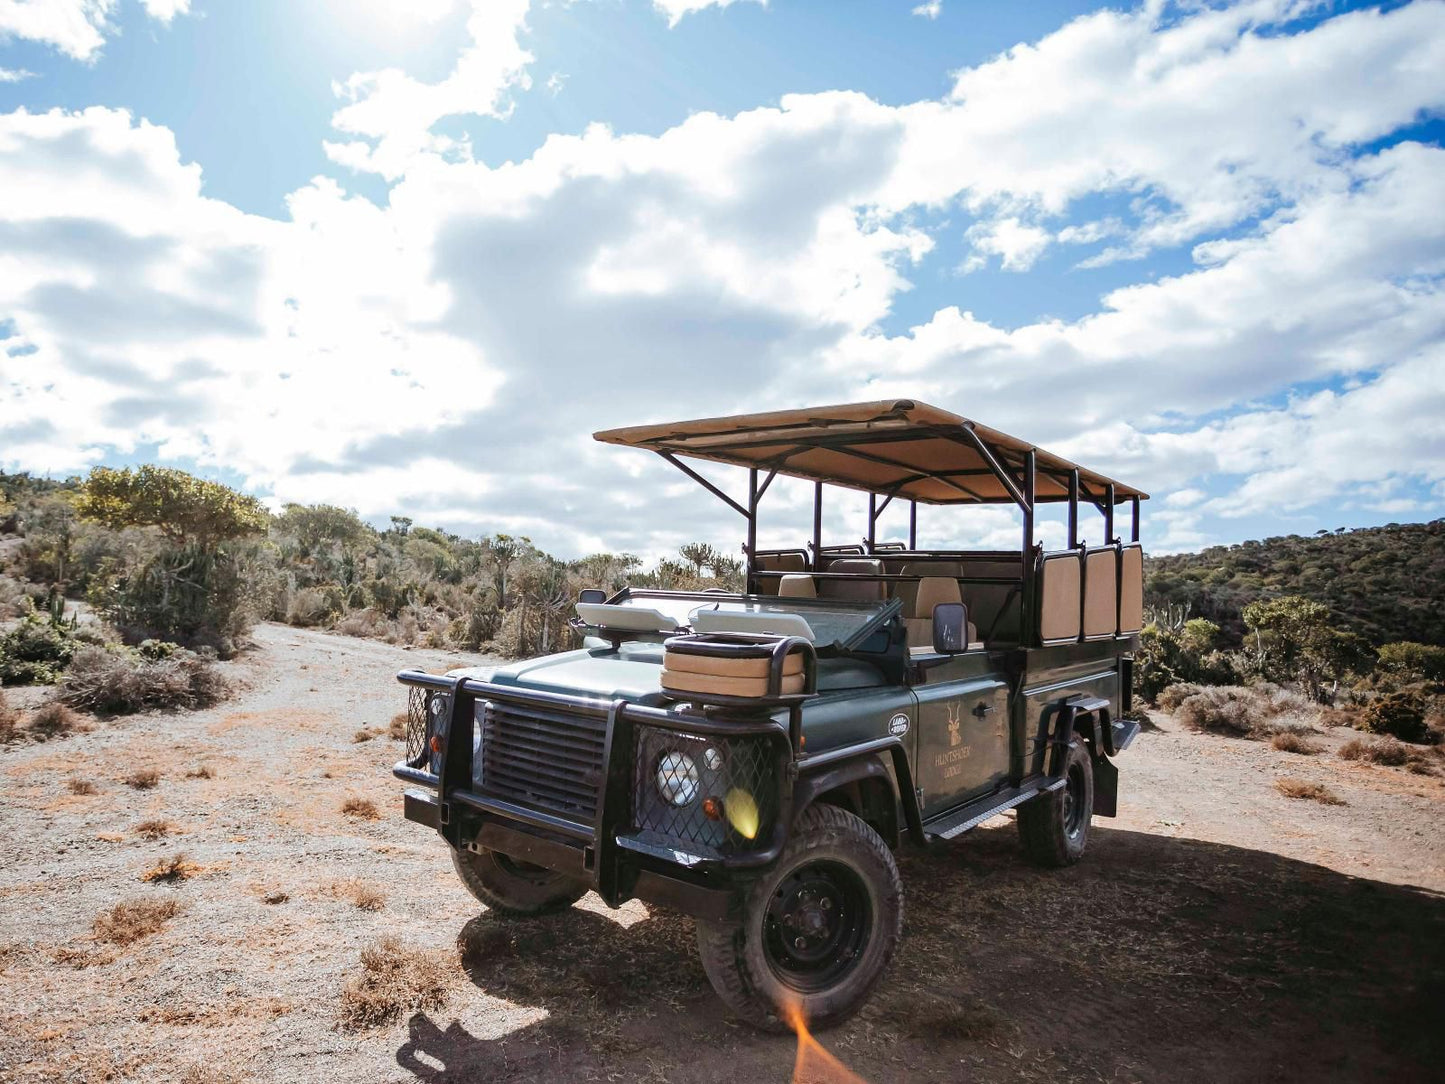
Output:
0,67,36,81
0,0,188,61
138,0,186,22
325,0,534,180
912,1,942,19
2,0,1444,556
651,0,765,28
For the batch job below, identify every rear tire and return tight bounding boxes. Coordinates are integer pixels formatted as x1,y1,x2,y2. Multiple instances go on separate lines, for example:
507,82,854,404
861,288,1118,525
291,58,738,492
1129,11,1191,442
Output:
695,803,902,1032
450,846,588,917
1018,740,1094,867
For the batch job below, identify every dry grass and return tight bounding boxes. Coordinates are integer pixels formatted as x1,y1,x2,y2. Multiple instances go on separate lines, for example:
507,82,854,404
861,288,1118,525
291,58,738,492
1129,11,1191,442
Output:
261,890,290,905
341,796,380,820
134,818,177,840
389,712,407,741
0,690,18,744
179,1065,249,1084
125,768,161,790
92,898,181,945
29,701,83,740
186,764,215,779
58,644,229,715
1275,778,1346,805
66,778,99,795
141,852,200,883
338,936,454,1030
351,729,374,743
330,878,386,912
1270,732,1320,755
1338,736,1436,774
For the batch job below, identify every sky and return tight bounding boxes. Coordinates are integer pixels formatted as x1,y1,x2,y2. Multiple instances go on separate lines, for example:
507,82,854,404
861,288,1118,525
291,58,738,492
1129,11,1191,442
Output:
1,0,1443,561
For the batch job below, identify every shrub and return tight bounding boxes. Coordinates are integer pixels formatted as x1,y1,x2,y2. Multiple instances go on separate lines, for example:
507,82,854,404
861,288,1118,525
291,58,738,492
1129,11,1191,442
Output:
338,937,453,1029
134,819,177,839
351,729,374,744
58,645,229,715
67,778,99,795
29,701,82,739
285,586,335,628
1270,732,1320,755
1339,737,1410,766
1275,778,1345,805
1157,683,1203,713
388,712,407,741
0,613,78,685
1356,692,1428,743
0,690,17,743
185,764,215,779
92,898,181,945
1176,687,1268,737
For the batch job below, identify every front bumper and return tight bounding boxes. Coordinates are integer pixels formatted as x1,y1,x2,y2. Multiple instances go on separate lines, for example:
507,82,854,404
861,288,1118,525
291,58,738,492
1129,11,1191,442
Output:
393,670,796,921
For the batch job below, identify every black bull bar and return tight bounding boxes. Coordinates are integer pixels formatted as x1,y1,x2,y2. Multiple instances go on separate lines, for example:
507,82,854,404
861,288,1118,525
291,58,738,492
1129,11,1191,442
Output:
392,670,797,918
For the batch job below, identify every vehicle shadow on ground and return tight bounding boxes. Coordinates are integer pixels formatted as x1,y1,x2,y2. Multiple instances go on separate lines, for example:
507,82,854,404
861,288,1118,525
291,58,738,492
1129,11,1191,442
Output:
394,824,1445,1083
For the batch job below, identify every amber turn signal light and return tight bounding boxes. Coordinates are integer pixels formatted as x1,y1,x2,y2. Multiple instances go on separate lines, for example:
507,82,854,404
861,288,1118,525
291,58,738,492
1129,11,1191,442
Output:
701,796,723,821
429,735,443,754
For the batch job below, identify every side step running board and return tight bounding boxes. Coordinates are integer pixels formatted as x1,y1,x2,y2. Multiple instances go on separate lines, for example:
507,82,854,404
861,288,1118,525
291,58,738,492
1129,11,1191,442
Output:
923,776,1066,842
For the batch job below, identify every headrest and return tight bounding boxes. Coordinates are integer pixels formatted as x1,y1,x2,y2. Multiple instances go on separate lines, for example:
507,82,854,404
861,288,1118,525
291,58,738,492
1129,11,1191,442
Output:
825,558,884,576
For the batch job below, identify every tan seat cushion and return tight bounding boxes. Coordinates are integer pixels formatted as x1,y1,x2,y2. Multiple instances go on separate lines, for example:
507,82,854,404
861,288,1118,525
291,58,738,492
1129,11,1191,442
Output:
912,576,961,617
663,650,804,679
1119,544,1144,634
778,574,817,598
818,558,886,601
660,668,807,698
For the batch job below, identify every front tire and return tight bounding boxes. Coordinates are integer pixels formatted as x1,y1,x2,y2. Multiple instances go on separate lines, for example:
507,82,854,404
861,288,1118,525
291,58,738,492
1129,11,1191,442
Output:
450,845,588,917
695,803,902,1032
1017,739,1094,867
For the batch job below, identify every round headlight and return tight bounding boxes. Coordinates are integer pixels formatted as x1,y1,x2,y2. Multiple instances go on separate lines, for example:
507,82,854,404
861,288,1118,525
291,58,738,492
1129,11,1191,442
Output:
703,746,723,771
656,751,700,806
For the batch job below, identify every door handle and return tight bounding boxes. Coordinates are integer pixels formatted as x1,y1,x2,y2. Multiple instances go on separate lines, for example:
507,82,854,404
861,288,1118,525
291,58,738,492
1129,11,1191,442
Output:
972,703,996,718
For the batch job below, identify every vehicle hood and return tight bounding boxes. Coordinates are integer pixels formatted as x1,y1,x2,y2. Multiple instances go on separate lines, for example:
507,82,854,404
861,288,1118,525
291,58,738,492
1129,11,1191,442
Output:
449,644,673,705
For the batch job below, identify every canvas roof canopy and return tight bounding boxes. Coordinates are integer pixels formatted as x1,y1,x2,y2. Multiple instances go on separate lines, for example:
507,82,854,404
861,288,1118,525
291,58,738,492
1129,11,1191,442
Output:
594,400,1147,507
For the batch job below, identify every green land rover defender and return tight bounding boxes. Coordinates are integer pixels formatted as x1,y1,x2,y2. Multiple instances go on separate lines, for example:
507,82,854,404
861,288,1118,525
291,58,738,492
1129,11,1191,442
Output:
394,400,1146,1029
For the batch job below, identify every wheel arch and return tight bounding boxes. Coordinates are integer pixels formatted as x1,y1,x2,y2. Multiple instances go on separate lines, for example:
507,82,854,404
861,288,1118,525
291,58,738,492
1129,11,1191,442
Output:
1068,705,1119,818
795,755,909,849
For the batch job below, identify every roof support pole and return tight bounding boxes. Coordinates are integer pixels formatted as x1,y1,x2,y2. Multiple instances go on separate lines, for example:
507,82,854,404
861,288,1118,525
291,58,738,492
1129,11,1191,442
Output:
746,468,759,588
1022,449,1036,644
867,492,876,550
956,425,1028,510
1068,468,1080,550
812,481,823,570
657,452,749,519
1131,495,1141,544
1104,483,1116,544
909,500,917,550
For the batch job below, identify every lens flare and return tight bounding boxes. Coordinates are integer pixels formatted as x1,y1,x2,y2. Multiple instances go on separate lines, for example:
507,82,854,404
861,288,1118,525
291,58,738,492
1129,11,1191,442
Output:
782,997,869,1084
724,787,759,839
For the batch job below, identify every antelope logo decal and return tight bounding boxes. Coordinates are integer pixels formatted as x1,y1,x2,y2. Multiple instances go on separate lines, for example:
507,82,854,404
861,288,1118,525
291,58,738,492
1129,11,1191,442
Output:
946,701,963,747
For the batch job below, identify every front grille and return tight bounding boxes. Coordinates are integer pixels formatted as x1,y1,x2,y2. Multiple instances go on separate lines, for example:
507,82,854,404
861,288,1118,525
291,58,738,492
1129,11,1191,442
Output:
476,699,607,823
406,687,447,773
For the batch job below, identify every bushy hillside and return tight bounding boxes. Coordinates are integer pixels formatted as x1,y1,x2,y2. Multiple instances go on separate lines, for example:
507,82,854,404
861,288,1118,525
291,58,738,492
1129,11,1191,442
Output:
1145,520,1445,648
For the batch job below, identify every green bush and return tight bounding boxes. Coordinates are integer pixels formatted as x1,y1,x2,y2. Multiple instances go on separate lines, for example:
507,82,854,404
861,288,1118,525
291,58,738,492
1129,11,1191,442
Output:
0,613,79,685
1356,692,1428,743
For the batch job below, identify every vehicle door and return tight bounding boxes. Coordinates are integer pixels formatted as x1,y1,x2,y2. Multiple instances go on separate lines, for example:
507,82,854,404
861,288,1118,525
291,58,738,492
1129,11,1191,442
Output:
911,654,1010,818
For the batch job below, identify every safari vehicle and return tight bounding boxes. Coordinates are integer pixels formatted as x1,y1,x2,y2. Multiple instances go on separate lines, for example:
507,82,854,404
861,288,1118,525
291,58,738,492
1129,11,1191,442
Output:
393,400,1146,1029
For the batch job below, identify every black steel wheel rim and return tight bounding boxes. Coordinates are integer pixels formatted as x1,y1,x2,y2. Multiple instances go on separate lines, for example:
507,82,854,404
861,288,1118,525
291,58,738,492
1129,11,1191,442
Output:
1063,762,1087,839
762,860,871,993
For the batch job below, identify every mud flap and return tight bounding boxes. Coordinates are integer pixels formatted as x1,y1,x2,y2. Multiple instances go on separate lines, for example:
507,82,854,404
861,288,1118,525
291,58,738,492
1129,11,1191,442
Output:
1092,753,1119,818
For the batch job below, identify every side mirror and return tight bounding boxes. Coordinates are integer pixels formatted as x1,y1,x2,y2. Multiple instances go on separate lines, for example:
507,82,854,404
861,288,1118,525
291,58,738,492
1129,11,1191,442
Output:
578,588,607,605
931,602,968,654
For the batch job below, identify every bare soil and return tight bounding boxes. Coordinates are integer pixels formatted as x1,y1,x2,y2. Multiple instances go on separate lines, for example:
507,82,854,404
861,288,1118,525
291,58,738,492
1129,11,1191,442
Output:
2,624,1442,1083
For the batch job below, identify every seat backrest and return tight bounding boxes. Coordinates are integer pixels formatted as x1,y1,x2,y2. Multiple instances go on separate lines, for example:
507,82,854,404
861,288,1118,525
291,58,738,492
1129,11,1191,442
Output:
1119,544,1144,634
1038,552,1082,644
778,574,817,598
818,558,886,601
912,576,961,618
754,552,807,595
892,560,964,614
1082,547,1119,640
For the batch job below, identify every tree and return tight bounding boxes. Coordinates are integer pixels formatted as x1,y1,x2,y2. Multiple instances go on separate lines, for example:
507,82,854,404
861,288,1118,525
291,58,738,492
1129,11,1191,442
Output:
276,503,368,555
678,542,719,578
1376,641,1445,684
77,466,268,547
1243,595,1363,701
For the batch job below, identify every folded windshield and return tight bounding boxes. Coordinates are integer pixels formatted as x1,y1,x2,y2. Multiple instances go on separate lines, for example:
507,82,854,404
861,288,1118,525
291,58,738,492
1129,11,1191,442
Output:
595,591,900,651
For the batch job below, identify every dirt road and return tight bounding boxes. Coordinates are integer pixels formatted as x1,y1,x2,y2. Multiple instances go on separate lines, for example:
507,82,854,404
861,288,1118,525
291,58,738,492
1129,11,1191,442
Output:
2,624,1442,1083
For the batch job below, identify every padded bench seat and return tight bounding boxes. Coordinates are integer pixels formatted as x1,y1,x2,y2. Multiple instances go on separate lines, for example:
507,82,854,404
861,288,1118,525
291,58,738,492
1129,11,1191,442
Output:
659,633,815,701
